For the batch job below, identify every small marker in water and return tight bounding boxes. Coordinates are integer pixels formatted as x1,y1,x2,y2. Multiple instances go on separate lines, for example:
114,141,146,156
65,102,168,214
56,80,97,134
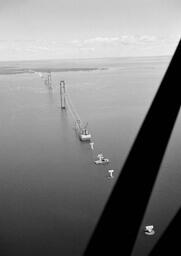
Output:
144,225,155,235
108,170,114,178
90,142,94,150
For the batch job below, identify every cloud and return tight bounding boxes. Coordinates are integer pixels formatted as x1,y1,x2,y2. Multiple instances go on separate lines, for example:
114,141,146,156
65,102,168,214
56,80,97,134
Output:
79,47,95,51
0,40,68,52
69,35,179,57
83,37,120,43
71,35,159,48
0,35,179,60
99,35,156,44
71,40,81,44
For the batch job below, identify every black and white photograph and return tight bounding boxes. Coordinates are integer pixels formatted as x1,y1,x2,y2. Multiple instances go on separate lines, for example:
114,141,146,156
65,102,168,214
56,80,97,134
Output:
0,0,180,255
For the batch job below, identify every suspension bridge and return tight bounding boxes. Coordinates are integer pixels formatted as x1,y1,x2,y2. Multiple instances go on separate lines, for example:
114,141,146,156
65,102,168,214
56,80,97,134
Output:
35,75,112,169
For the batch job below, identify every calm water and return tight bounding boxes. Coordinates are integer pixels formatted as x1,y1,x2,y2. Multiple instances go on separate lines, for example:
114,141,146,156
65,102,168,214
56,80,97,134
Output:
0,56,180,256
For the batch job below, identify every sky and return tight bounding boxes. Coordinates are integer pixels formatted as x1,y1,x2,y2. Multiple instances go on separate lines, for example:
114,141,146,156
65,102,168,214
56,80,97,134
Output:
0,0,180,60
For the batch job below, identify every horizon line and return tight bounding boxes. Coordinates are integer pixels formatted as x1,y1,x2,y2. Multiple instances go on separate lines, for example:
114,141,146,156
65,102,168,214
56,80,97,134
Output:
0,54,172,63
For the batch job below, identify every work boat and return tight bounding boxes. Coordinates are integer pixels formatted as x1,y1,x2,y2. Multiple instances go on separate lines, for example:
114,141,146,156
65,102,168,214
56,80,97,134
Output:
94,153,109,164
79,128,91,141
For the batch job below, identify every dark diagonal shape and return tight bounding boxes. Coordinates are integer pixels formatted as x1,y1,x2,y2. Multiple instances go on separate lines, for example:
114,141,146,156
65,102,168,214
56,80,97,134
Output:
84,40,181,256
149,208,181,255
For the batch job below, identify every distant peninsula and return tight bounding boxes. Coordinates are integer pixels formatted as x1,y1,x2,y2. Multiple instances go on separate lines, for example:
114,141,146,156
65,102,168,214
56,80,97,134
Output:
0,66,107,75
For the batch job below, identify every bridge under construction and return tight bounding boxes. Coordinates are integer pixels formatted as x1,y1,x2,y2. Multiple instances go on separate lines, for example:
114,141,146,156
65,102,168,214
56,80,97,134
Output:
59,80,92,142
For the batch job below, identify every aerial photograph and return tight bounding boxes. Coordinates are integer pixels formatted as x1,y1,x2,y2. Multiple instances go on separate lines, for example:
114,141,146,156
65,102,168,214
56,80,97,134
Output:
0,0,180,255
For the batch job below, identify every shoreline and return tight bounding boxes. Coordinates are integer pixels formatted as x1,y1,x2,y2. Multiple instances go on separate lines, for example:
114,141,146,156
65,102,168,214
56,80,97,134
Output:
0,67,107,75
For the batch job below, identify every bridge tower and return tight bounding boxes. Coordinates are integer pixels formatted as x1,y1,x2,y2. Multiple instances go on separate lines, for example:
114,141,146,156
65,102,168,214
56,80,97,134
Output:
44,72,52,89
47,72,52,88
60,80,66,109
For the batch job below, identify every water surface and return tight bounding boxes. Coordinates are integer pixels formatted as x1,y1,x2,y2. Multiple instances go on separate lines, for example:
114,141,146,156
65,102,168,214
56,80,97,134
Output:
1,56,179,256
